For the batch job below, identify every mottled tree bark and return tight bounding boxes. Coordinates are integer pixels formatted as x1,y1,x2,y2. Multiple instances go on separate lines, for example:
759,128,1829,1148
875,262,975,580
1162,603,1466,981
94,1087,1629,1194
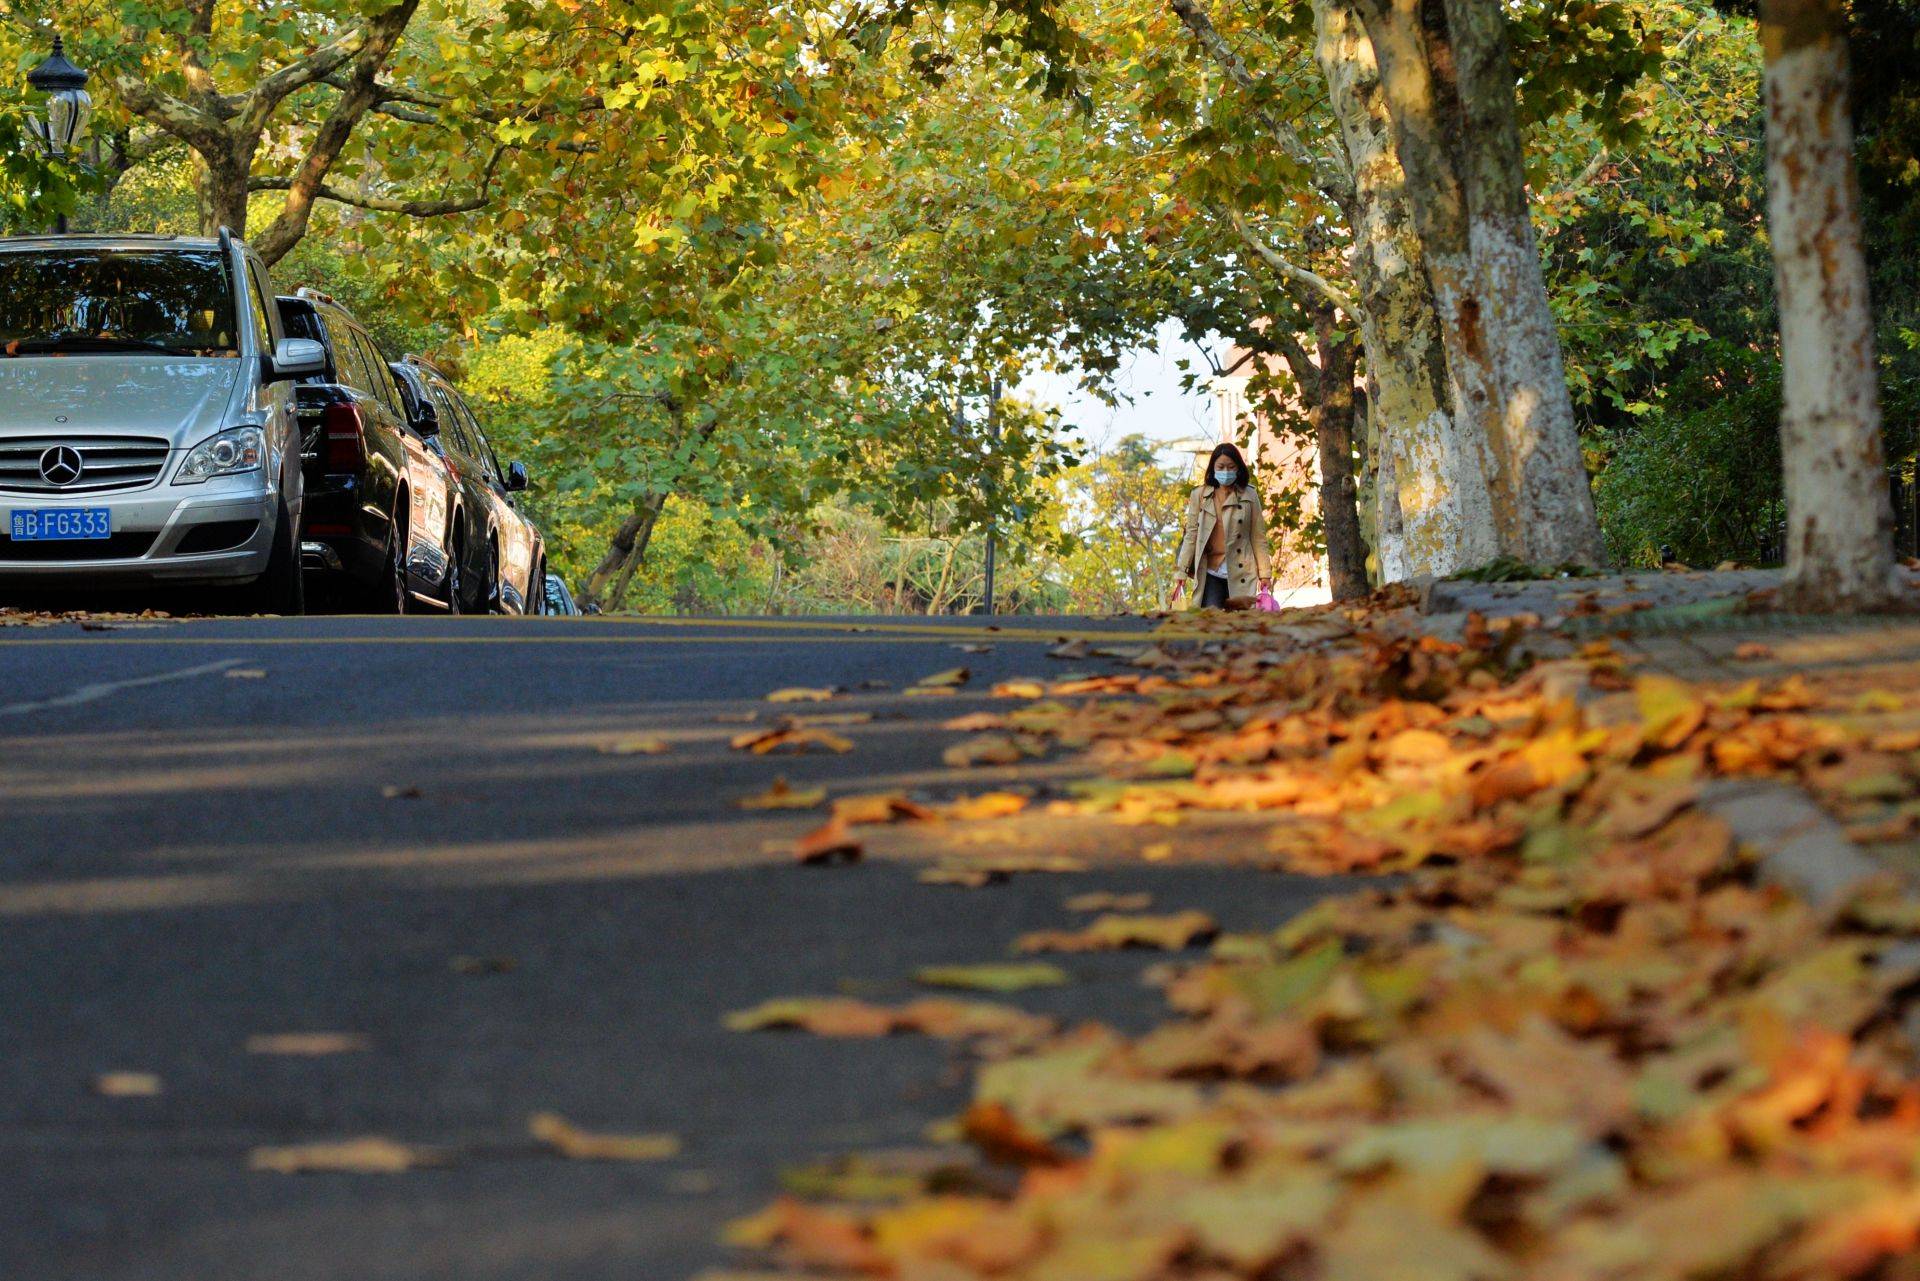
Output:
1446,0,1605,567
1350,0,1605,568
1310,313,1369,599
1314,0,1499,577
1760,0,1897,609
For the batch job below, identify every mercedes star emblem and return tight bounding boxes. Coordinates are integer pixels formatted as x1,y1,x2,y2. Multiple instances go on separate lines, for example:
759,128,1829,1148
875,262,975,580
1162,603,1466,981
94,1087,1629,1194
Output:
38,445,83,486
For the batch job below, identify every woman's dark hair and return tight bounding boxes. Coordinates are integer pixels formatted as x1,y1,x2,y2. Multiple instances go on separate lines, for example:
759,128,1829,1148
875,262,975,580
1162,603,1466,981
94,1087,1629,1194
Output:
1205,442,1251,491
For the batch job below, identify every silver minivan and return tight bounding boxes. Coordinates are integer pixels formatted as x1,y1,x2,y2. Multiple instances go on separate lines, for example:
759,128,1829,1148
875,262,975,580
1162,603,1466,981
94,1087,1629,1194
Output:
0,231,324,613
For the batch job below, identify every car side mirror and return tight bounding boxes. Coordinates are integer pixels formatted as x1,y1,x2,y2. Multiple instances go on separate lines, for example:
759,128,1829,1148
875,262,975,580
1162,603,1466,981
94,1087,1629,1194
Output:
268,337,327,382
411,399,441,437
505,461,528,492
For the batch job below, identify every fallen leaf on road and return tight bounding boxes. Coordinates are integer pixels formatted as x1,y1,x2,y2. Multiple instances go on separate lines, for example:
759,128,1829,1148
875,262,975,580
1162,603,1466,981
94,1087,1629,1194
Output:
767,687,837,703
792,712,873,727
529,1112,681,1162
600,735,669,755
917,667,971,688
380,784,422,800
944,735,1026,768
1017,910,1219,954
739,777,828,811
832,793,937,824
225,668,267,679
903,685,959,698
1048,639,1091,660
919,865,1011,888
961,1100,1069,1167
992,680,1047,699
1734,641,1776,661
727,997,1054,1046
793,817,862,865
249,1136,435,1175
916,963,1071,992
942,792,1029,821
1066,891,1153,913
724,1198,887,1274
93,1071,161,1097
246,1032,372,1056
732,722,855,755
979,854,1089,874
954,643,994,654
943,712,1007,732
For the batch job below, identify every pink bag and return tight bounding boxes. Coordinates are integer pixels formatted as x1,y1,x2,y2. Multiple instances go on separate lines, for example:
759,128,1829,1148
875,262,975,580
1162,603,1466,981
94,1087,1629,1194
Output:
1254,587,1280,613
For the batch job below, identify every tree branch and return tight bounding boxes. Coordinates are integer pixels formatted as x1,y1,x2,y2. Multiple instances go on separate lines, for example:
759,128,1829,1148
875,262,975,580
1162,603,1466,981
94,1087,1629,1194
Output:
1224,208,1358,314
247,0,422,264
241,2,417,137
1166,0,1355,215
249,144,506,216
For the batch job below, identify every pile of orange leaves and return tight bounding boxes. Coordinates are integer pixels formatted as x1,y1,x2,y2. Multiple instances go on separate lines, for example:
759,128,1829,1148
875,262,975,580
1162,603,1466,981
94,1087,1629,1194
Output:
728,600,1920,1280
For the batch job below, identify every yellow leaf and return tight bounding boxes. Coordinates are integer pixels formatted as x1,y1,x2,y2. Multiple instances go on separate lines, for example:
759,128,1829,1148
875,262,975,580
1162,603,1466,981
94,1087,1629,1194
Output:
739,777,827,810
529,1112,680,1162
767,687,836,703
249,1136,435,1174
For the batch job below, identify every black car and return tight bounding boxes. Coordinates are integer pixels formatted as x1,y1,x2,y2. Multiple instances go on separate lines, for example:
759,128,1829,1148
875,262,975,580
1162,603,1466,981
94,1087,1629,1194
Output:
276,291,456,612
389,358,544,614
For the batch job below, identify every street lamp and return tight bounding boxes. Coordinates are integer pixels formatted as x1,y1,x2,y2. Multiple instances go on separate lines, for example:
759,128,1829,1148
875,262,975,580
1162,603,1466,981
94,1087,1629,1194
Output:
25,34,91,233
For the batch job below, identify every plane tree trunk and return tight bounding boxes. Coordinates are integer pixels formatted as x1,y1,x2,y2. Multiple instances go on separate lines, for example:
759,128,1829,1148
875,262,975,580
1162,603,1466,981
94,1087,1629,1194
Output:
1350,0,1606,568
1760,0,1897,610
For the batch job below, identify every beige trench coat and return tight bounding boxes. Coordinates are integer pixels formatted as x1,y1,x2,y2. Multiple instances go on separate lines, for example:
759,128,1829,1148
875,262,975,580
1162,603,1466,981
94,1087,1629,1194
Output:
1174,483,1273,608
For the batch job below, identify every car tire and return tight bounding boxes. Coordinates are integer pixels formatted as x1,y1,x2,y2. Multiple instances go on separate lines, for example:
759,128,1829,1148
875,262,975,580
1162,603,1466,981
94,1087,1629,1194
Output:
375,510,409,615
484,544,504,615
444,537,465,615
241,495,305,616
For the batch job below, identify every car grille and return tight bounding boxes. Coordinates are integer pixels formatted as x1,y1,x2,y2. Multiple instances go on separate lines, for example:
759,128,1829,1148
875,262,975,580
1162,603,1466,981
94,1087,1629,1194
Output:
0,435,172,494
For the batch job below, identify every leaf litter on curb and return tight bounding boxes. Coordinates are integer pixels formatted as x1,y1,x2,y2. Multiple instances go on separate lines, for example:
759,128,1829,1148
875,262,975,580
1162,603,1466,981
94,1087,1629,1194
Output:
725,588,1920,1280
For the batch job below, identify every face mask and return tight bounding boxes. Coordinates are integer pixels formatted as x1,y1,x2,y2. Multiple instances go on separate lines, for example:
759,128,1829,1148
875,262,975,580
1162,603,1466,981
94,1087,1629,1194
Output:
1213,468,1238,486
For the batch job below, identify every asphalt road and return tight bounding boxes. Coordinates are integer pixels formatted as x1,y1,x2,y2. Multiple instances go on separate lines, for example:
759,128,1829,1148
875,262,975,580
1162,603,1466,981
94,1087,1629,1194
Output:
0,613,1344,1281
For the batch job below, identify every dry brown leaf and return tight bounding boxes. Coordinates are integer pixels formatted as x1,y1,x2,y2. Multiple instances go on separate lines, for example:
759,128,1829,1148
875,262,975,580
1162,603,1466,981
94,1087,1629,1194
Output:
1733,641,1776,661
942,792,1030,821
1017,910,1219,954
943,712,1008,732
917,666,972,688
766,687,837,703
943,735,1026,768
93,1071,161,1097
600,735,669,756
1065,891,1153,913
832,793,937,824
248,1136,435,1174
992,680,1047,699
960,1100,1069,1167
793,817,862,865
918,865,1010,888
246,1032,372,1056
739,777,828,810
529,1112,681,1162
732,723,855,755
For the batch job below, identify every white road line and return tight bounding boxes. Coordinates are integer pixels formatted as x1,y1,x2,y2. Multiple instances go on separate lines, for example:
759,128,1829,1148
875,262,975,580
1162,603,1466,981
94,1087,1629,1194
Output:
0,658,247,716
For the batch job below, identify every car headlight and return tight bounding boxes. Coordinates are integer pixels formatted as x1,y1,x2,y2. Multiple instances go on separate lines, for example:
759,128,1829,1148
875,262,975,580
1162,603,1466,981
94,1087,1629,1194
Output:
174,425,265,484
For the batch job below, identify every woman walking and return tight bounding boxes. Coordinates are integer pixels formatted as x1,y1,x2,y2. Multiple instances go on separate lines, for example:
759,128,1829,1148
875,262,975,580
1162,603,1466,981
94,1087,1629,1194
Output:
1174,443,1273,610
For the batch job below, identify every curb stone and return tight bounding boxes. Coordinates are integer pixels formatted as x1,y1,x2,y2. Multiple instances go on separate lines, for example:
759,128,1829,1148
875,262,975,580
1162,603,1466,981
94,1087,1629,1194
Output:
1698,778,1890,910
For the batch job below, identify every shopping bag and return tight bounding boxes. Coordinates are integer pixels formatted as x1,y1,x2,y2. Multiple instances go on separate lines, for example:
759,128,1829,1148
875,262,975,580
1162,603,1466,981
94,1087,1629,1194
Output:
1254,586,1280,613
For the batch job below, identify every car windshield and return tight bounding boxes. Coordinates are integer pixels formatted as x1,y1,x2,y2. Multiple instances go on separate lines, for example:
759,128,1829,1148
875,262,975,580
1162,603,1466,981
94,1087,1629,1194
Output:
0,248,237,356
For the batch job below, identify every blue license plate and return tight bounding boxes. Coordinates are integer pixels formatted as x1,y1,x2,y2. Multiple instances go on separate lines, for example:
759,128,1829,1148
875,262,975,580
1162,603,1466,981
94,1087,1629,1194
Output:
10,508,112,540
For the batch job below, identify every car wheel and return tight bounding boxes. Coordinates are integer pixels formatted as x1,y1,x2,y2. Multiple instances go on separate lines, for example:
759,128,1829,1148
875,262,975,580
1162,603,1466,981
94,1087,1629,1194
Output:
240,495,305,616
376,512,409,615
444,539,465,615
484,545,504,614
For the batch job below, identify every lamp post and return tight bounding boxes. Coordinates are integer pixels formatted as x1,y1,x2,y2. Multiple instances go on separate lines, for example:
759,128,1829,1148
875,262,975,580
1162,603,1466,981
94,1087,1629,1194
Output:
25,34,92,233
